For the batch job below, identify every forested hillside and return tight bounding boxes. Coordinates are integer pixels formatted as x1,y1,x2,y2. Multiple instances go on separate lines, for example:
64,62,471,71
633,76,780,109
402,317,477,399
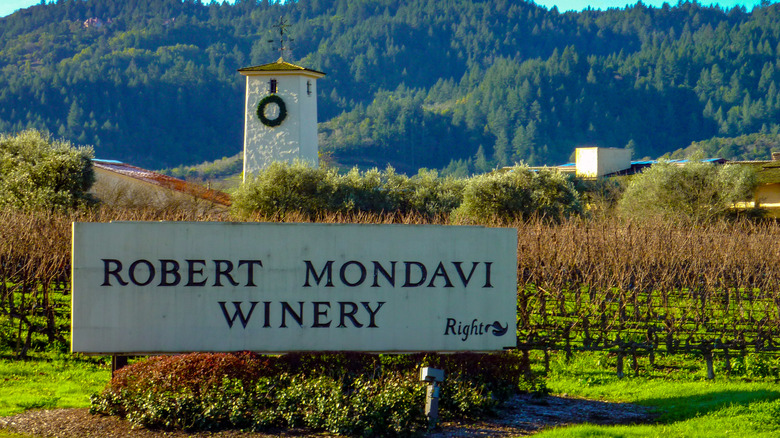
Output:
1,0,780,173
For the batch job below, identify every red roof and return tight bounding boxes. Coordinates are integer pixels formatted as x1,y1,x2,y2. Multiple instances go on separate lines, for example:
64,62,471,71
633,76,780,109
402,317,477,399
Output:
93,160,232,207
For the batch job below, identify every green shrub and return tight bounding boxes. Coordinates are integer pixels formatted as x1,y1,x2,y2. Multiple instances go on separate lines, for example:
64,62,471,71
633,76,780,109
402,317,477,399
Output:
231,162,585,222
577,177,625,219
91,352,530,436
401,169,465,217
455,165,583,223
0,129,95,210
329,166,404,214
617,160,758,223
230,161,333,218
231,163,467,219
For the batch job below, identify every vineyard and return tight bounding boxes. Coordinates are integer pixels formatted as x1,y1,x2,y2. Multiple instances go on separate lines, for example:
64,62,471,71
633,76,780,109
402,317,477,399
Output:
515,219,780,378
2,209,779,378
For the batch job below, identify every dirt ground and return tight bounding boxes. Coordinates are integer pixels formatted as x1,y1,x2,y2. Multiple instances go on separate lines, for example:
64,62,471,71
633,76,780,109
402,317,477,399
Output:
0,393,654,437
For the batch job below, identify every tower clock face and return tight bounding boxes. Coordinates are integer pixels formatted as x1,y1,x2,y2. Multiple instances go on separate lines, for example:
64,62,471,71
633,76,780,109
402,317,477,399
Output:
257,94,287,127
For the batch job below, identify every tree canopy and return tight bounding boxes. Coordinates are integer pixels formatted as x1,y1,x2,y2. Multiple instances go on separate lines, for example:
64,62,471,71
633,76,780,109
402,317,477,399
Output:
0,129,95,210
617,160,757,223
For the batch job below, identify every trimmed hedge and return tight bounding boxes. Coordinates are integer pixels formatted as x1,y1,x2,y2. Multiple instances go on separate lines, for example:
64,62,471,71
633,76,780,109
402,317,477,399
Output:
90,352,534,436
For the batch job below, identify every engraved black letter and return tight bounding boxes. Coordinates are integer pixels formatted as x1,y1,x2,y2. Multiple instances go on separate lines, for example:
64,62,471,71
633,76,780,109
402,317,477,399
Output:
452,262,479,287
214,260,239,287
281,301,304,327
312,302,331,328
186,260,207,286
338,302,363,328
362,301,385,328
484,262,493,288
403,262,427,287
219,301,258,328
427,262,454,288
129,260,155,286
372,261,396,287
102,259,128,286
340,261,367,287
159,259,181,287
238,260,263,287
304,260,334,287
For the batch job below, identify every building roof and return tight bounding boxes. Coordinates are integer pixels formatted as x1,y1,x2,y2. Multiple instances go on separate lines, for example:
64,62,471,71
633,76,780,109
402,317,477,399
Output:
731,160,780,185
517,157,730,177
611,158,728,176
92,159,232,206
238,57,325,77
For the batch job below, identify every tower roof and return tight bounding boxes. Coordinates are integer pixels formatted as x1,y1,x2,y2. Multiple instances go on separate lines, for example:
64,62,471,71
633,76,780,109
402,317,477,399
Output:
238,57,325,78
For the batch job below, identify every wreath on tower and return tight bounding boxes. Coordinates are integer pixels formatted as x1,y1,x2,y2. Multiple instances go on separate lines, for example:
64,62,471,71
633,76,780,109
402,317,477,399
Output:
256,94,287,127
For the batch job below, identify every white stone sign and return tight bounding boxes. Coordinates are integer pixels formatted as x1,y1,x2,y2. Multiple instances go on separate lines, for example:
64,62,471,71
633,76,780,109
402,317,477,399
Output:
71,222,517,354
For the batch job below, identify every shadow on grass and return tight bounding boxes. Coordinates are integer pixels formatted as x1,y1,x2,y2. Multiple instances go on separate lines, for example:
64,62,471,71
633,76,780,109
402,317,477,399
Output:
636,388,780,423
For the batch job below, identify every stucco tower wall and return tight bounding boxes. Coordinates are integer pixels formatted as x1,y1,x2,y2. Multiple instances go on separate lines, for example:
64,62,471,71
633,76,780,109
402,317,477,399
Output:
242,71,319,177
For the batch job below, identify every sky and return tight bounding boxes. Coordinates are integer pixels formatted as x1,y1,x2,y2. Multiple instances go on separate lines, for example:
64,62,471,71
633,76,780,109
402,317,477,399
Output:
533,0,768,11
0,0,773,19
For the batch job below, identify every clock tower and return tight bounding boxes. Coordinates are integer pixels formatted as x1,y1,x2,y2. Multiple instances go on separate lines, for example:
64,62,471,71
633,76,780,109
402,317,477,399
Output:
238,58,325,180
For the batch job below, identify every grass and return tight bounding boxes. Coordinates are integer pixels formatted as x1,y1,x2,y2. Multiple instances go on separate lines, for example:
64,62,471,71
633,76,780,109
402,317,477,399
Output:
535,350,780,437
0,353,110,418
0,350,778,437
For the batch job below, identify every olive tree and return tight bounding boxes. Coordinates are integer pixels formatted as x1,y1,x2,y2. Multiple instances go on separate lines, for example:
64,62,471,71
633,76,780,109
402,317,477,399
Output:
231,161,334,219
455,165,583,223
617,160,758,224
0,129,95,210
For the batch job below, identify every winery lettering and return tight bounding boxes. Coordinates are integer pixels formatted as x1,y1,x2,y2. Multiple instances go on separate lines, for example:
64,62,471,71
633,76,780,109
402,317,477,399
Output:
302,260,493,288
101,259,264,287
444,318,510,341
100,258,494,289
99,258,494,331
218,301,385,329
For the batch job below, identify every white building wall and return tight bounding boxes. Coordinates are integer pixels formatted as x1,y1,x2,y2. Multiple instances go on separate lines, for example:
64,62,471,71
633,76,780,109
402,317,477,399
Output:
296,75,319,166
575,147,631,178
243,73,319,179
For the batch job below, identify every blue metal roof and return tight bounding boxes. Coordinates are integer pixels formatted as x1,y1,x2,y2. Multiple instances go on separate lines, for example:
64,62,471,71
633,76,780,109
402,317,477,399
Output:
628,158,722,166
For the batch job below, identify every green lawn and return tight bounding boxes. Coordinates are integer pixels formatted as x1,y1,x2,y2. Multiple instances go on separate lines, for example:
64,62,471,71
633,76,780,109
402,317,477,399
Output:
0,351,778,437
535,351,780,437
0,354,110,418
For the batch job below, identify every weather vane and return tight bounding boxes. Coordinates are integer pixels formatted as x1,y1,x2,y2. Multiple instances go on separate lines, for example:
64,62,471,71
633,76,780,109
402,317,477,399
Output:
268,17,293,60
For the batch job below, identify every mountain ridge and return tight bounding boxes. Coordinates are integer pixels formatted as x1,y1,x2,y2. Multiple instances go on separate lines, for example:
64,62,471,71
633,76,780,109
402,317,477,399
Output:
1,0,779,174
